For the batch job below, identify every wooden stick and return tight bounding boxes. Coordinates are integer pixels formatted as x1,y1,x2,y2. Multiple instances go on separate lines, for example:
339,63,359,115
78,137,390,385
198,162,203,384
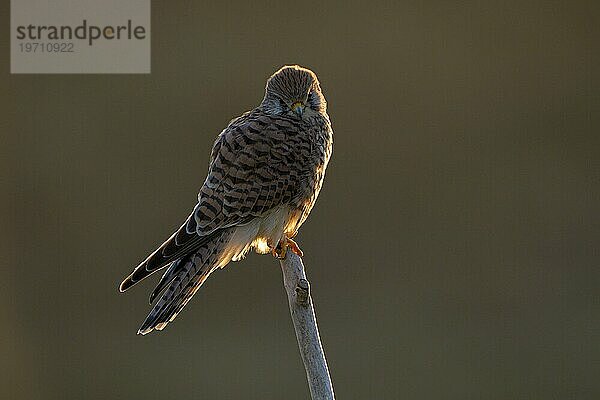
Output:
279,252,335,400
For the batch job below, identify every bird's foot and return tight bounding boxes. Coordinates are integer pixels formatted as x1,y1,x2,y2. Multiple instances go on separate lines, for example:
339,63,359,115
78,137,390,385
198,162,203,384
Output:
271,236,304,259
287,237,304,257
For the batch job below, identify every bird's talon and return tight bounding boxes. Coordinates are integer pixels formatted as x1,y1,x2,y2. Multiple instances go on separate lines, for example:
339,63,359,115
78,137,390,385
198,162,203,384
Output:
272,240,288,259
271,237,303,259
287,238,304,257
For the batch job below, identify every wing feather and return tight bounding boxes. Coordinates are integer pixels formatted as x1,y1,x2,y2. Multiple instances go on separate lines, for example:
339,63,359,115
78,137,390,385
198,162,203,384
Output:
120,112,307,292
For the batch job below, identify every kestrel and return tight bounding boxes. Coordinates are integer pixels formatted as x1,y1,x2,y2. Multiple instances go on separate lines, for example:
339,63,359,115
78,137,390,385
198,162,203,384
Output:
119,65,333,335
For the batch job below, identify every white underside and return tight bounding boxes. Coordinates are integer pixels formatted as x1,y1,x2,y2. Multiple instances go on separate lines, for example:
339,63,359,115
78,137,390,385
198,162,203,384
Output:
217,205,302,267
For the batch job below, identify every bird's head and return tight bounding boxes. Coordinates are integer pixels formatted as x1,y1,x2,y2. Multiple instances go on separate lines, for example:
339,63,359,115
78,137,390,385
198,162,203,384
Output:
262,65,327,119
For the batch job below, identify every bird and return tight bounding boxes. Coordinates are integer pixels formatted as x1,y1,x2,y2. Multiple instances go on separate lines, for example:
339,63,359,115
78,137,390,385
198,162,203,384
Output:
119,65,333,335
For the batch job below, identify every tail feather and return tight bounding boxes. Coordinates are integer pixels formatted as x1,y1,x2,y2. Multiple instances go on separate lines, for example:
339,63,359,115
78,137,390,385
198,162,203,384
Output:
119,214,207,293
149,255,190,304
137,229,233,335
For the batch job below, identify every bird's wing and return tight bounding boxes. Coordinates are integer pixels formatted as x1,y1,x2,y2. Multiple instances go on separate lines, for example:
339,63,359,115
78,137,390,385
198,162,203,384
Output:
119,114,307,292
192,115,304,236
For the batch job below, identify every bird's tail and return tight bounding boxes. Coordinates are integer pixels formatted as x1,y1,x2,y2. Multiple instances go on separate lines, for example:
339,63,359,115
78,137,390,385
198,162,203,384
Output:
137,229,233,335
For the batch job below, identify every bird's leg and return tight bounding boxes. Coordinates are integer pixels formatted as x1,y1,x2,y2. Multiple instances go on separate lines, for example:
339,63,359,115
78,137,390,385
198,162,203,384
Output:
272,235,303,259
272,239,287,259
270,239,285,259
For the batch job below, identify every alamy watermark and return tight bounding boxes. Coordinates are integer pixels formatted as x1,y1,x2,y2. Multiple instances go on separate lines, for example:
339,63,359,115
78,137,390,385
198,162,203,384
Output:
11,0,150,74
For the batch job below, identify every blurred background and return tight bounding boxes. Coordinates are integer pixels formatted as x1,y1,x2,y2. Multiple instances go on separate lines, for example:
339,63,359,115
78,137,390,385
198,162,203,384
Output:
2,1,598,399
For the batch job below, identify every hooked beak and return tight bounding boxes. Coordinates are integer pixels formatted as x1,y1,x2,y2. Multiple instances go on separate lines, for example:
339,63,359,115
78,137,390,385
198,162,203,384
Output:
291,101,304,117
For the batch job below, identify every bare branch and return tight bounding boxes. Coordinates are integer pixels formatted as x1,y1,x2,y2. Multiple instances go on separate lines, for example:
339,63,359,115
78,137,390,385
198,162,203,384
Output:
279,252,335,400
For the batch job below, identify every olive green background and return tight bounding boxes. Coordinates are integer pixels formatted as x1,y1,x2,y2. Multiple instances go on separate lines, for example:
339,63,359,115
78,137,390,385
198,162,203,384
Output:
2,1,598,399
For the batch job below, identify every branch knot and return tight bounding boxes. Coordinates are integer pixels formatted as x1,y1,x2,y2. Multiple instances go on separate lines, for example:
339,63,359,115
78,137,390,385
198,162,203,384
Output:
295,278,310,305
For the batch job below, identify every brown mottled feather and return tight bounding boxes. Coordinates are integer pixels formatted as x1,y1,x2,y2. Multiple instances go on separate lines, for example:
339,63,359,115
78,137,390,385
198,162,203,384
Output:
138,230,232,334
119,65,333,334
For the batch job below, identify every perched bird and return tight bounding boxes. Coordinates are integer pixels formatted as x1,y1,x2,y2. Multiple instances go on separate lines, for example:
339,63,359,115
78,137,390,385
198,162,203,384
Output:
119,65,333,335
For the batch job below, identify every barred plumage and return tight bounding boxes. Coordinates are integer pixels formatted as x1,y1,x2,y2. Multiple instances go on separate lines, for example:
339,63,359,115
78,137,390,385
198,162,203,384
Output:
119,65,333,334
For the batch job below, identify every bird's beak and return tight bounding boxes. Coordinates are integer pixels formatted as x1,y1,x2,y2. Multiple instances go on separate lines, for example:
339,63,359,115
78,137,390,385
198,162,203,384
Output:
291,101,304,117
